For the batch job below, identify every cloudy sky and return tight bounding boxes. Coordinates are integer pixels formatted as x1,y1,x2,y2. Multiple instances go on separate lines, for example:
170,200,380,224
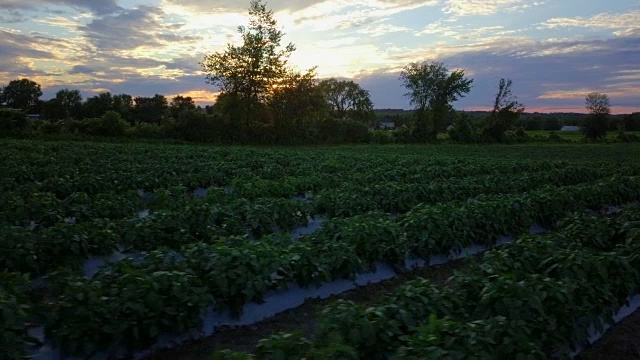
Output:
1,0,638,113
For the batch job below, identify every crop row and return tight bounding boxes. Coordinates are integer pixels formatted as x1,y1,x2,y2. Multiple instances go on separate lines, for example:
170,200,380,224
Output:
16,175,639,357
220,204,640,359
1,164,620,227
4,141,635,196
3,170,637,277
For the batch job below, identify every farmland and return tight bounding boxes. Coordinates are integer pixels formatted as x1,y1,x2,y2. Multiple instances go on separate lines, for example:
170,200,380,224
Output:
2,139,640,359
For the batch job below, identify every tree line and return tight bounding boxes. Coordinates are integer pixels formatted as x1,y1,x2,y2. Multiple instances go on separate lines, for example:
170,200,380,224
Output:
1,0,637,144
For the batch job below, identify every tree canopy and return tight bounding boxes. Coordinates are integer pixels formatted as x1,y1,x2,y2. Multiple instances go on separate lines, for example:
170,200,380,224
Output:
318,79,374,125
0,78,43,113
201,0,296,126
583,92,610,140
400,61,473,141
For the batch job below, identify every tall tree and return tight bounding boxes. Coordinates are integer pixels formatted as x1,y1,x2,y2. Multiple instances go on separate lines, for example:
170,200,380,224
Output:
482,78,525,142
55,89,83,119
269,68,328,141
0,78,43,113
83,92,114,118
169,95,196,118
400,61,473,141
318,79,375,125
582,92,610,140
133,94,168,124
201,0,295,127
112,94,134,122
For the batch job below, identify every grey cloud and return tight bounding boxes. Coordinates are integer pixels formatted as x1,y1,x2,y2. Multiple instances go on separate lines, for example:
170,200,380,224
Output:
0,29,58,73
68,65,96,74
163,0,322,13
79,5,201,51
0,0,121,15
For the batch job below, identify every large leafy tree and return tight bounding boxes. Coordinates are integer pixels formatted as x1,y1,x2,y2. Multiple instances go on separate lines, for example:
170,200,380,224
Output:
269,68,328,141
55,89,83,119
169,95,196,118
482,78,525,142
133,94,168,124
318,79,374,125
201,0,295,127
83,92,114,118
0,78,43,113
400,61,473,141
582,92,610,140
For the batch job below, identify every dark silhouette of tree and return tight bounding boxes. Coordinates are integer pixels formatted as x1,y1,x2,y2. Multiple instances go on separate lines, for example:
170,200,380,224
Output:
0,78,43,113
169,95,196,118
201,0,295,128
269,68,328,141
318,78,374,125
582,92,610,140
55,89,83,119
400,61,473,141
482,78,525,142
133,94,168,124
113,94,134,122
83,92,114,118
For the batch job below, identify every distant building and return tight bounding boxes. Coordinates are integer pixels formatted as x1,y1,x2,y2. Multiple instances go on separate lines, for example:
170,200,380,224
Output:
378,117,396,130
560,125,581,131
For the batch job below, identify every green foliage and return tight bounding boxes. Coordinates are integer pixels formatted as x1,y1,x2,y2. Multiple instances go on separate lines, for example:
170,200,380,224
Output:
481,78,525,143
202,0,296,127
370,130,395,144
318,78,375,125
0,78,42,112
582,113,609,140
0,108,29,134
0,273,38,359
46,268,213,356
583,92,611,140
400,61,473,141
3,140,640,357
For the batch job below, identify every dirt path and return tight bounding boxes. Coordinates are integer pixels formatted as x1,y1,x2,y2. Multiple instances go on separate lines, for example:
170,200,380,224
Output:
146,259,469,359
577,308,640,360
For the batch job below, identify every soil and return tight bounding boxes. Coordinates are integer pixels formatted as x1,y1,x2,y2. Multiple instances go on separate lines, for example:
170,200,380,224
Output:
146,258,469,359
577,308,640,360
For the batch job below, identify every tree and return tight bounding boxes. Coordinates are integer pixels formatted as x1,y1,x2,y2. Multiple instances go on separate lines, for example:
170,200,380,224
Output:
112,94,134,122
201,0,295,127
269,68,328,142
582,92,610,140
133,94,168,124
0,78,43,113
318,79,375,125
41,99,66,120
55,89,83,119
83,92,114,118
169,95,196,118
482,78,525,142
400,61,473,141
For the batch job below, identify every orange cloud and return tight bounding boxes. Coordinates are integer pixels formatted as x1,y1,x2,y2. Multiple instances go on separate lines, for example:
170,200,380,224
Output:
167,89,220,105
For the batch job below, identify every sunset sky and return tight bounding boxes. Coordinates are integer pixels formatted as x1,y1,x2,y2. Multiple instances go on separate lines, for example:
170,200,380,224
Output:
1,0,638,113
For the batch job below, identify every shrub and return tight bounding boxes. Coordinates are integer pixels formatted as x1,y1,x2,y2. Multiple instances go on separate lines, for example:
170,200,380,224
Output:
0,109,29,134
370,130,395,144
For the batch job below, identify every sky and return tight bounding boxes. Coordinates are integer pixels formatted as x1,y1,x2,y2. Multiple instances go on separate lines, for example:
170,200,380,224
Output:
0,0,638,113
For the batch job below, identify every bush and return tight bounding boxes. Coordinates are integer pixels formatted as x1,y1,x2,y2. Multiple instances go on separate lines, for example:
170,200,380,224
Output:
126,122,165,139
392,125,413,143
615,131,640,143
370,130,395,144
0,109,29,135
315,118,370,144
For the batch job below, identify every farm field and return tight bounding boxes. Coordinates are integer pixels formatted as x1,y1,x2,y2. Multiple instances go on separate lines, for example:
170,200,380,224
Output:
525,130,640,142
2,139,640,359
